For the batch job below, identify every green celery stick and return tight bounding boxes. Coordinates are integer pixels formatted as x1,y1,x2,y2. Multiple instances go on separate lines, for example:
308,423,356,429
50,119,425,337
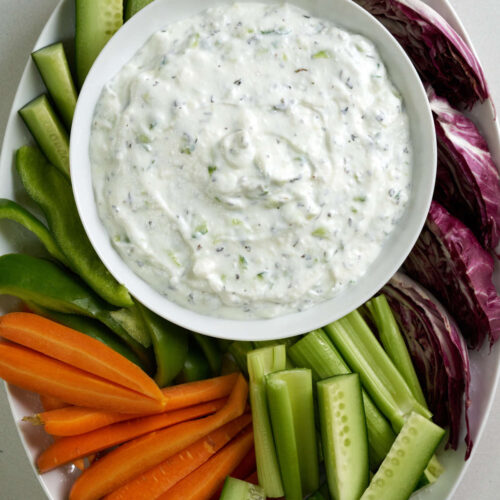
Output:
247,346,286,498
366,295,427,407
288,330,395,469
266,369,319,499
324,311,431,432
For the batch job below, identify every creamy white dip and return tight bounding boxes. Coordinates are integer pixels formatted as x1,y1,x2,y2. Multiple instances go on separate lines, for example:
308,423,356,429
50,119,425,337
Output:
91,2,412,319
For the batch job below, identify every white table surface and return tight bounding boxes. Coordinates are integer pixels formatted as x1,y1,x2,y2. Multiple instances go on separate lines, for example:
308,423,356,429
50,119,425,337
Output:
0,0,499,498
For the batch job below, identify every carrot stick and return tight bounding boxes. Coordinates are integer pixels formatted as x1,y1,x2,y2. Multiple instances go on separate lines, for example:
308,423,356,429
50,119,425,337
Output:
105,415,252,500
210,446,256,500
29,373,239,436
0,312,163,402
40,395,68,411
159,427,254,500
27,406,135,436
162,373,238,411
74,458,86,471
0,341,164,414
37,398,226,473
231,446,256,480
69,374,248,500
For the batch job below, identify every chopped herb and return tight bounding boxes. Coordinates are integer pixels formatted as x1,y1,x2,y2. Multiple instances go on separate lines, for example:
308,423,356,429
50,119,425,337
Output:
137,134,151,144
208,165,217,176
180,133,197,155
312,227,329,239
312,50,332,59
354,195,367,202
295,68,308,73
239,255,248,268
256,272,266,280
192,222,208,238
167,250,181,267
190,33,200,48
232,218,242,225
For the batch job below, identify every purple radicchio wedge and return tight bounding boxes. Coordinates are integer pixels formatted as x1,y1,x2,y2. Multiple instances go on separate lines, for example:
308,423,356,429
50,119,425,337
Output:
354,0,488,108
428,86,500,252
383,272,472,458
404,200,500,349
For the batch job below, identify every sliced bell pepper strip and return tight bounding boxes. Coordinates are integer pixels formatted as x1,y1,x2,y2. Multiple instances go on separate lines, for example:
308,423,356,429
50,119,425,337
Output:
15,145,132,308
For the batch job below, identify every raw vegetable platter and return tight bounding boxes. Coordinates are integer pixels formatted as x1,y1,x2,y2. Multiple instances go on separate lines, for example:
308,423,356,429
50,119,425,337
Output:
1,1,499,500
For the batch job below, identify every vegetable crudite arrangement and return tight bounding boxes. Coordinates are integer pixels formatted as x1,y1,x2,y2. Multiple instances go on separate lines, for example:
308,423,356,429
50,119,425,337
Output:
0,1,499,500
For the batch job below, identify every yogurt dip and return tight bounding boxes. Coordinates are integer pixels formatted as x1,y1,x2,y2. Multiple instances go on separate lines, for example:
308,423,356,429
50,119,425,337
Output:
90,2,412,319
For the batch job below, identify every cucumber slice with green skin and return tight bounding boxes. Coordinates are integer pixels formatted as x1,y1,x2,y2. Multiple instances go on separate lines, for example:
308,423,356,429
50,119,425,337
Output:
125,0,154,20
266,369,319,499
318,374,369,500
366,295,427,407
288,330,395,469
361,412,445,500
32,43,77,130
324,312,431,432
220,477,265,500
0,198,69,266
247,346,286,498
19,95,70,177
75,0,123,87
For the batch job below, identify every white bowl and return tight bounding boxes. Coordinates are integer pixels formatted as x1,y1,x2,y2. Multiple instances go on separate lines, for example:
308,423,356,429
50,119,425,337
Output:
71,0,436,341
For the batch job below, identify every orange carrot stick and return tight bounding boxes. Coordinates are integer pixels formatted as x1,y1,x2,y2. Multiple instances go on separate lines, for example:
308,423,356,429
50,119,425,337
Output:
105,415,252,500
159,427,254,500
73,458,86,471
40,395,68,411
0,312,163,401
209,446,256,500
30,373,239,436
69,374,248,500
0,341,164,414
162,373,238,411
27,406,134,436
37,398,226,473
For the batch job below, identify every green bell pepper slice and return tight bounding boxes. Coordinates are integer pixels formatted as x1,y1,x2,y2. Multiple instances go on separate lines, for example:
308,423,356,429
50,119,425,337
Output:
0,198,69,266
137,303,189,387
0,253,152,372
15,145,132,308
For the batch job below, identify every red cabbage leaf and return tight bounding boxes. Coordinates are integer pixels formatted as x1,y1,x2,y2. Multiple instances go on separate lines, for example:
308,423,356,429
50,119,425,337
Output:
428,86,500,253
354,0,488,109
404,201,500,349
383,272,472,458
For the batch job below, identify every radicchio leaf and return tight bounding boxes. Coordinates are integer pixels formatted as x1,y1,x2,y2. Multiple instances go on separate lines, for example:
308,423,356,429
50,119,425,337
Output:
354,0,489,108
404,201,500,349
427,86,500,253
383,272,472,458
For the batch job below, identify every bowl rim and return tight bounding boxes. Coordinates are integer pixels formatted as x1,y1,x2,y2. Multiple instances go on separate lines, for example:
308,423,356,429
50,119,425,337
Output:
70,0,437,341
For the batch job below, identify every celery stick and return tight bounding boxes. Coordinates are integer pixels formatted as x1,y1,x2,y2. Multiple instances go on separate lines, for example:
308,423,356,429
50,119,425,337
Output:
266,369,319,499
248,346,286,498
324,312,431,432
289,330,395,469
364,298,444,486
366,295,427,407
228,341,254,376
361,413,445,500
